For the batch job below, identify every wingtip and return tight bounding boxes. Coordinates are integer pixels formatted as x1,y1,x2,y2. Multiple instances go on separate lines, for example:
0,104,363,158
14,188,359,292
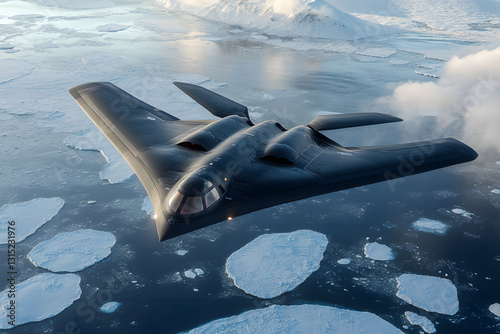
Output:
444,138,479,162
69,82,114,97
173,81,192,91
378,113,403,123
171,81,250,120
308,112,404,131
458,139,479,161
68,86,80,99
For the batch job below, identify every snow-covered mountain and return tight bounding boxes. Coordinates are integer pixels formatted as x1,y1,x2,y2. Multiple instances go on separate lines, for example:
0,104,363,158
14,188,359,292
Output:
159,0,375,39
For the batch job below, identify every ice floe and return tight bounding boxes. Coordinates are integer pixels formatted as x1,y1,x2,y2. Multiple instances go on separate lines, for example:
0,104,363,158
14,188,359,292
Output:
364,242,395,261
28,229,116,272
396,274,459,315
337,258,351,265
357,47,397,58
37,0,115,9
184,270,195,279
0,197,65,244
490,303,500,317
389,59,411,65
100,301,122,313
184,268,204,279
187,304,403,333
226,230,328,299
0,273,81,329
142,197,154,217
9,14,45,20
136,16,189,34
175,250,188,256
492,189,500,195
415,64,443,78
451,208,472,218
97,24,131,32
412,218,449,235
64,130,134,184
405,311,436,333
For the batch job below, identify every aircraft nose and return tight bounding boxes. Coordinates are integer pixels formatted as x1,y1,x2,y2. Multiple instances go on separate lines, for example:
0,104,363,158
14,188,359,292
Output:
155,214,189,241
156,216,170,242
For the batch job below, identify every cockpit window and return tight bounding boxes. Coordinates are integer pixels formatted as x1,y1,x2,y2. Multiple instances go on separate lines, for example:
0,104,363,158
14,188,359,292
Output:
168,173,226,215
168,191,184,212
202,181,213,192
191,180,213,193
205,187,220,208
180,196,203,215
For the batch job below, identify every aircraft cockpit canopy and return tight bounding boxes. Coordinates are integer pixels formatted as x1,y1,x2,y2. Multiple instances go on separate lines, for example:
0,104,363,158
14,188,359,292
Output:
168,174,225,215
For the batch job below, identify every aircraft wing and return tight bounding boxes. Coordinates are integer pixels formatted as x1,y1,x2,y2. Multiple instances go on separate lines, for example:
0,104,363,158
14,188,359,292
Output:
303,137,478,189
69,82,213,228
242,127,477,203
69,82,214,151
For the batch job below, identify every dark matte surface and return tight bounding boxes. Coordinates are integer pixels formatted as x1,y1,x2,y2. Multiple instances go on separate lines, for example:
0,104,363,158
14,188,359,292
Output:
69,82,478,241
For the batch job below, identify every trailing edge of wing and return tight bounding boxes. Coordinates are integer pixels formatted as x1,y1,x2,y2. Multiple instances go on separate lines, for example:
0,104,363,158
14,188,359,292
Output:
174,82,249,120
308,112,402,131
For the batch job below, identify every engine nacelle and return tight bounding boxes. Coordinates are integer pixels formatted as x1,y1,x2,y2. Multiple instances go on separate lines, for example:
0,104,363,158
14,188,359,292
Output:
261,125,316,165
177,115,249,151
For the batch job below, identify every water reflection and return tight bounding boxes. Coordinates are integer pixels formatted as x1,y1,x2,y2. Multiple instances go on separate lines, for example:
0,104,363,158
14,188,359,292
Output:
176,37,325,91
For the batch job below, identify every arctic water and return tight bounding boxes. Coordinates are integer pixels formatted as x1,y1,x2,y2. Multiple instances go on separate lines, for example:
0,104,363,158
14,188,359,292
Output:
1,0,500,333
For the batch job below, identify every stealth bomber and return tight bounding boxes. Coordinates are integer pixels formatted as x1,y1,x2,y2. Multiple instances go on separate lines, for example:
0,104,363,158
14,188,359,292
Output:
69,82,477,241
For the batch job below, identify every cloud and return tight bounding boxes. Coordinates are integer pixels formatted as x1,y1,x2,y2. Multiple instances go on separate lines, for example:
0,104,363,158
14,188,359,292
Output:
385,47,500,156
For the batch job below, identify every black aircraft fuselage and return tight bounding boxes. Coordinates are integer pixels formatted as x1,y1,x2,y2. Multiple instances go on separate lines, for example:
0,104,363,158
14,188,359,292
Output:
69,81,477,241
